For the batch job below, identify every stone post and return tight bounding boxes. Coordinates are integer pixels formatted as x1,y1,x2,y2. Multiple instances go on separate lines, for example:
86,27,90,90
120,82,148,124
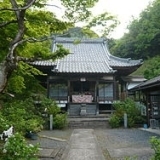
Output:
124,113,127,128
50,114,53,130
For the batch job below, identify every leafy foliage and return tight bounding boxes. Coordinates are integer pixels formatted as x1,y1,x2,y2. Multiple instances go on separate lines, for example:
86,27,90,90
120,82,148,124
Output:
143,56,160,79
109,114,120,128
0,0,118,94
131,56,160,79
86,12,119,37
53,113,68,129
150,136,160,160
7,61,44,95
41,98,68,129
63,27,99,38
111,0,160,59
0,4,68,62
61,0,98,23
1,98,44,134
109,98,145,128
0,112,11,132
0,0,119,156
41,98,61,116
0,133,39,160
110,0,160,79
0,0,119,133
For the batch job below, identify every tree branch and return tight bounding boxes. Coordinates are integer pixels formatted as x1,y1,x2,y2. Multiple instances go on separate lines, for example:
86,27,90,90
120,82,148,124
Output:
9,32,70,46
7,0,37,60
9,0,19,18
0,1,60,12
0,20,17,28
0,0,36,12
42,3,61,9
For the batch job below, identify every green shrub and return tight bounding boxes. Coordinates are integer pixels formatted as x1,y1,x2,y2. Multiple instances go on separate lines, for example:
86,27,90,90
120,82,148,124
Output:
110,98,145,128
0,113,11,133
25,118,44,133
2,99,44,134
41,98,61,116
41,98,68,129
53,113,68,129
150,136,160,160
127,117,135,128
109,114,120,128
0,133,39,160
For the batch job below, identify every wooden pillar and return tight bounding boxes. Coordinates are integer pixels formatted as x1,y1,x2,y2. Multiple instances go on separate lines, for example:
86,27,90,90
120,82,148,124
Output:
120,79,126,100
113,75,117,101
47,75,50,98
95,80,99,102
67,80,70,115
112,76,116,111
68,80,70,103
95,80,99,114
146,92,150,127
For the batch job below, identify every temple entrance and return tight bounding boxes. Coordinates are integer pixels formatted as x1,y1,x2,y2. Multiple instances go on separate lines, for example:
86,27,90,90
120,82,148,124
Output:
72,81,90,94
70,81,96,103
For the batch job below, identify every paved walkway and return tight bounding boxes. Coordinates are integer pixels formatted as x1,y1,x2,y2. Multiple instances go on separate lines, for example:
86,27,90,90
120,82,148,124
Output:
61,129,105,160
27,127,160,160
140,127,160,135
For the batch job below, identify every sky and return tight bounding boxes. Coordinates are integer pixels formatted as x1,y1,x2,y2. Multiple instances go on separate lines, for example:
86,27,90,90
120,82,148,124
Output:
48,0,154,39
91,0,153,39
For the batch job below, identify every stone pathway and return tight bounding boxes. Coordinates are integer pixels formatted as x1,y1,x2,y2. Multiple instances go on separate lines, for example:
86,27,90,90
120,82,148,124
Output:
27,128,160,160
61,129,105,160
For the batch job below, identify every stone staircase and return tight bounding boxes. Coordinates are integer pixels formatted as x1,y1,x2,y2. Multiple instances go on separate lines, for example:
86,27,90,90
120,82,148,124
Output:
67,114,111,129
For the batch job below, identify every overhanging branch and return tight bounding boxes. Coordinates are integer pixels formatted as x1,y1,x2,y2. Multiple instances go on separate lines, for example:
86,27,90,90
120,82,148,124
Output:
0,2,60,12
1,0,36,12
0,20,17,28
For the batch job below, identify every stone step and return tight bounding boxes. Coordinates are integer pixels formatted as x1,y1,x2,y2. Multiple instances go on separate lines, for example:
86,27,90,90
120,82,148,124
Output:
67,117,110,129
68,114,111,118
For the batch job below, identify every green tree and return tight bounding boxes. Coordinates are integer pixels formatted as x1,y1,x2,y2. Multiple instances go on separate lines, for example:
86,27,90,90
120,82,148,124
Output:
111,0,160,59
143,56,160,79
63,27,99,38
110,0,160,78
0,0,118,95
109,98,145,128
0,0,72,94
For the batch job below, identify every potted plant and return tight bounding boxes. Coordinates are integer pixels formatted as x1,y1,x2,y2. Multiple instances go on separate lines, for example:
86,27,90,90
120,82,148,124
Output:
25,118,43,140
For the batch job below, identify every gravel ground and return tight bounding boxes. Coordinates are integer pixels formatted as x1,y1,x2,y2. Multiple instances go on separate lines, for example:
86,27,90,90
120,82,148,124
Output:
94,128,160,160
28,128,160,160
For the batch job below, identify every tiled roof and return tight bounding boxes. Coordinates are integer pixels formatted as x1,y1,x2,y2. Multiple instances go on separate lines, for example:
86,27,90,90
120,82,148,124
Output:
130,75,160,91
51,37,142,73
31,60,56,66
141,75,160,86
109,55,142,67
31,37,142,74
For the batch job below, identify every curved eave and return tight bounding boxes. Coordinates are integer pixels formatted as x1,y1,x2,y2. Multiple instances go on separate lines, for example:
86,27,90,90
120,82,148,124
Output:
130,82,160,92
30,60,56,67
51,69,117,74
112,64,142,76
109,54,143,66
130,76,160,91
29,61,56,74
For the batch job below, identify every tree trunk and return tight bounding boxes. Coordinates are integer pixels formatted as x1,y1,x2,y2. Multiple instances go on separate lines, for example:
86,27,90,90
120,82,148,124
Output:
0,62,14,93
